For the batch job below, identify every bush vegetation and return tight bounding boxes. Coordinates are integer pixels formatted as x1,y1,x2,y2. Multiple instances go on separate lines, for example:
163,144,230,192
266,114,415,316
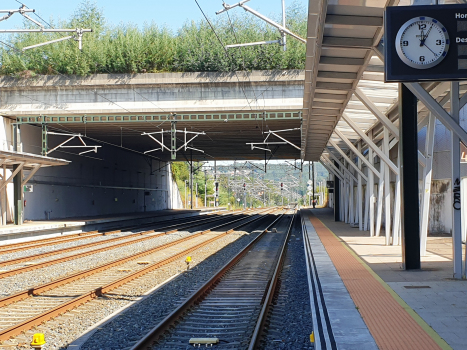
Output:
0,0,307,76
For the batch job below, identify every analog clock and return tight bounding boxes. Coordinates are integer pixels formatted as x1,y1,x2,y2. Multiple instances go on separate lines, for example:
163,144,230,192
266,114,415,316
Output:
395,16,449,69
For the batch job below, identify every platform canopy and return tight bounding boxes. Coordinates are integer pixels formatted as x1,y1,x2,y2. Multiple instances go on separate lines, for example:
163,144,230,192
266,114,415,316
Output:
0,149,69,169
301,0,467,162
0,149,69,190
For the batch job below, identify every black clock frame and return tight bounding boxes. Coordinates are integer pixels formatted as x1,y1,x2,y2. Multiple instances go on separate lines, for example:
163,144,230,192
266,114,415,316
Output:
385,4,467,82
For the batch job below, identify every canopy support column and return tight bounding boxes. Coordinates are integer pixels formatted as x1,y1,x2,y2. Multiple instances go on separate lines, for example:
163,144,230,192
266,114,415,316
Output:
358,141,363,230
420,113,435,256
450,82,463,279
399,83,421,270
376,143,384,237
334,161,340,222
383,127,391,245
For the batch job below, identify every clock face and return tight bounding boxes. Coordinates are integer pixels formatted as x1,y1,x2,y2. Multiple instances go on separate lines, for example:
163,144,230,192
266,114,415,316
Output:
395,16,449,69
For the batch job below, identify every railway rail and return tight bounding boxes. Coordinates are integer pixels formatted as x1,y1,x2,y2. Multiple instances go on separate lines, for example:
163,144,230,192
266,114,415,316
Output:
0,211,242,266
0,210,264,279
0,208,281,343
0,210,225,255
131,209,295,350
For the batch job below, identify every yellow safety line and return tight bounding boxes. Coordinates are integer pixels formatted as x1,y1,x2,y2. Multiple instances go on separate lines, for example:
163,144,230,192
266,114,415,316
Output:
312,215,452,350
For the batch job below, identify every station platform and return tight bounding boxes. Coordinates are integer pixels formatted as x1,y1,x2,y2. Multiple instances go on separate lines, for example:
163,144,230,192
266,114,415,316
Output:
302,208,462,350
0,207,226,243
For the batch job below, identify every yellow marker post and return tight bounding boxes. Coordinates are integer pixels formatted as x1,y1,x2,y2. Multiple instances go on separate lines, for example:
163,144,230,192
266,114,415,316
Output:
310,332,315,343
31,333,46,349
185,256,192,270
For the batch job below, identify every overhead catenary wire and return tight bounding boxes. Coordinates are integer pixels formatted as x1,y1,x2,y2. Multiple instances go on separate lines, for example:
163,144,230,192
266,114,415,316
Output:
193,0,255,112
0,2,291,161
194,0,283,163
0,6,172,158
7,1,170,121
224,9,266,135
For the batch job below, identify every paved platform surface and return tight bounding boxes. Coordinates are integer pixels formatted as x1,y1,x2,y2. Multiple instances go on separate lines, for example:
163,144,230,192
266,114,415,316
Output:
0,207,225,243
310,208,464,350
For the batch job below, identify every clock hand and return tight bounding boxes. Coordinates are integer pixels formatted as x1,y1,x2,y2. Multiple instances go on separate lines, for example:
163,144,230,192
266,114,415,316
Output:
424,43,438,57
419,29,425,47
421,24,433,46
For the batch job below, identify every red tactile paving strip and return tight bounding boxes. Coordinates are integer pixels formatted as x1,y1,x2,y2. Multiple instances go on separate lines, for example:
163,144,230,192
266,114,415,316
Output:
309,214,441,350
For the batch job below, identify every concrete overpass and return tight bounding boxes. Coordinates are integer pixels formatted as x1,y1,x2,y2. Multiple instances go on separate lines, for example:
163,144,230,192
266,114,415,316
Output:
0,70,303,161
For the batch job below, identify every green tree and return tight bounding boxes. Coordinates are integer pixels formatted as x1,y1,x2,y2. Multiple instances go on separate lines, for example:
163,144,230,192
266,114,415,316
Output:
0,1,307,76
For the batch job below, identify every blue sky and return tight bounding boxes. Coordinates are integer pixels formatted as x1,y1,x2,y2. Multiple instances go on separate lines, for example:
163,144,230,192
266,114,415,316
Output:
1,0,308,30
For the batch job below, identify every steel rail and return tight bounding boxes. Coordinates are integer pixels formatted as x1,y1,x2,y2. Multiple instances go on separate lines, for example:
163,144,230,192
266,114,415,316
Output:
0,209,278,342
248,210,296,349
0,209,274,308
0,211,261,278
0,211,242,266
0,230,100,254
130,211,288,350
0,211,226,254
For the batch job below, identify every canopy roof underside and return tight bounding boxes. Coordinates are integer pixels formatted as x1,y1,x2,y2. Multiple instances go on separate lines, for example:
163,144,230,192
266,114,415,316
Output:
302,0,465,162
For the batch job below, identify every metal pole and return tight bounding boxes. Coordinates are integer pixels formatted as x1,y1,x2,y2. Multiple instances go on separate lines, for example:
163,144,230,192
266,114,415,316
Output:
243,187,246,209
214,160,217,207
383,127,391,245
308,161,311,206
41,124,48,156
399,83,421,270
451,82,462,278
190,151,193,210
184,180,187,208
13,124,23,225
334,160,340,221
281,0,286,51
312,161,315,208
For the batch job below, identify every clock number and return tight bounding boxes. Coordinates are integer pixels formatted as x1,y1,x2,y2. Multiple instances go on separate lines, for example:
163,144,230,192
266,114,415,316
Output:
420,56,425,62
418,23,427,30
402,40,409,46
436,39,442,45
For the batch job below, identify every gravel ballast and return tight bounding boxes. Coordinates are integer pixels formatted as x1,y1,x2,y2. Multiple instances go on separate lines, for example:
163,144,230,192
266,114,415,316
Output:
6,215,274,350
259,215,314,350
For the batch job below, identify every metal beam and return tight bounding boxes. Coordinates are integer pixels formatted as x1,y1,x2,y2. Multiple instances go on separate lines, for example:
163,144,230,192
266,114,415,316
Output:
322,37,373,48
420,114,435,256
319,57,364,66
325,146,361,182
405,83,467,147
418,151,426,168
399,84,421,270
450,82,462,279
325,14,383,26
0,162,24,191
15,111,302,125
22,164,41,186
327,142,368,183
320,155,345,182
331,129,381,178
354,87,399,139
341,114,398,174
459,91,467,109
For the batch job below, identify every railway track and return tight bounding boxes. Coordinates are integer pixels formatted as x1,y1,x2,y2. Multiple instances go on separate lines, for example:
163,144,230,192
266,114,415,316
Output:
0,210,243,265
131,210,295,350
0,210,226,255
0,210,264,280
0,208,280,343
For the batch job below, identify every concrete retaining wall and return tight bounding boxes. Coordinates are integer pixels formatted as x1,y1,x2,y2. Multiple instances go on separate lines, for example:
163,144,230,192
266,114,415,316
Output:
0,120,182,222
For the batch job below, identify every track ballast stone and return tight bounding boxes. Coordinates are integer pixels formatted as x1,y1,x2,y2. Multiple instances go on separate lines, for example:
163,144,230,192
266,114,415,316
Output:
79,218,273,350
259,217,314,350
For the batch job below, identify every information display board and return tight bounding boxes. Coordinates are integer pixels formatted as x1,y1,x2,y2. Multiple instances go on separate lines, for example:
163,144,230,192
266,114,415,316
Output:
385,4,467,82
